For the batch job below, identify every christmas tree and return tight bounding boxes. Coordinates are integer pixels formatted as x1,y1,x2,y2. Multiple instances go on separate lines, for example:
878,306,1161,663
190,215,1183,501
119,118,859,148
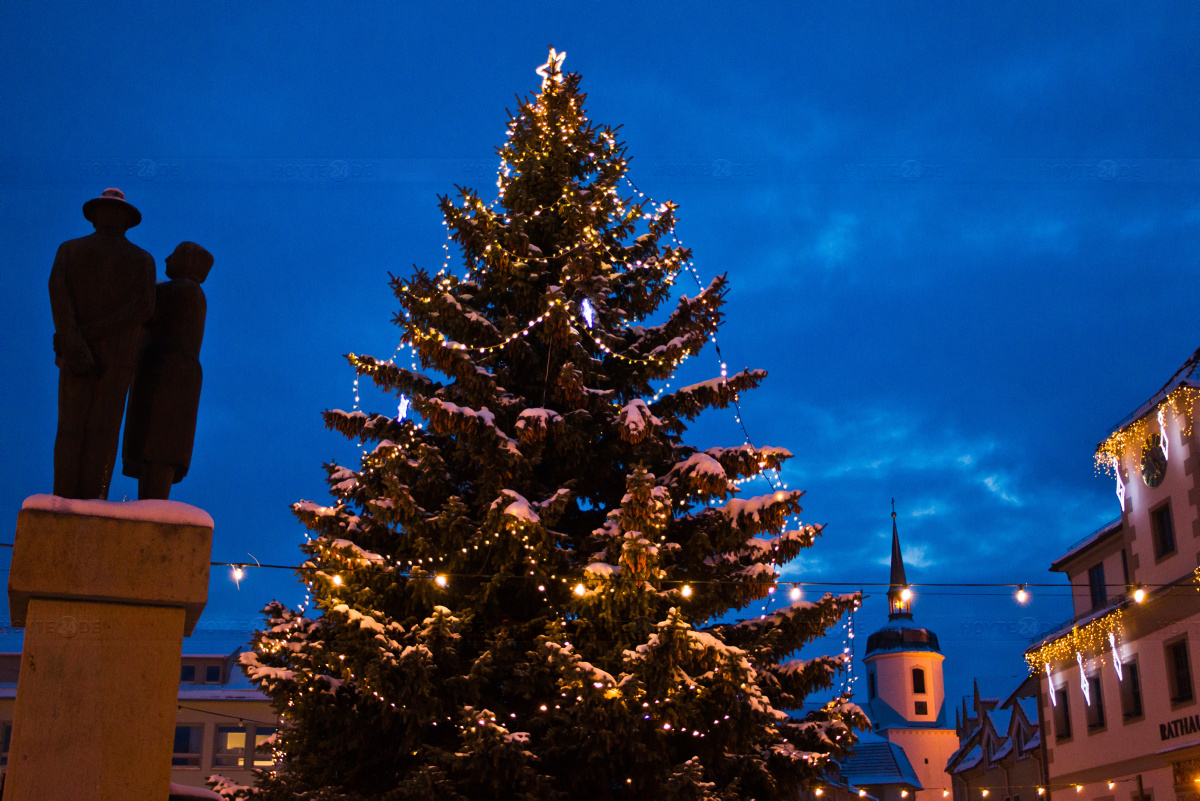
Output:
239,49,866,800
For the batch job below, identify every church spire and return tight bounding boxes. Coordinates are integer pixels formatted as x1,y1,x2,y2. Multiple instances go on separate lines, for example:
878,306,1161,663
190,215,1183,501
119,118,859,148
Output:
887,500,913,621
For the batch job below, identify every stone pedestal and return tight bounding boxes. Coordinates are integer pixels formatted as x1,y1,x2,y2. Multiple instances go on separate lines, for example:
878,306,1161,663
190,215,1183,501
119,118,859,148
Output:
4,499,212,801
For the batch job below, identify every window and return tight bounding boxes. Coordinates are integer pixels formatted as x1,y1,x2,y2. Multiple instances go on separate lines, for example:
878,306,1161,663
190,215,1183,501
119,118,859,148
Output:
1053,688,1071,740
252,726,278,768
1088,563,1107,609
914,700,928,715
1152,503,1176,559
214,726,247,768
205,664,222,684
868,672,876,700
1120,660,1143,719
173,725,203,768
912,667,926,695
1,722,10,767
1086,675,1105,730
1167,638,1194,704
1121,548,1130,585
180,664,196,683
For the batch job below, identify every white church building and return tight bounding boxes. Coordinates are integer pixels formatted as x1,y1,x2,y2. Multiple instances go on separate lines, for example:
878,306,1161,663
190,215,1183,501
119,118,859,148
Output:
846,510,959,801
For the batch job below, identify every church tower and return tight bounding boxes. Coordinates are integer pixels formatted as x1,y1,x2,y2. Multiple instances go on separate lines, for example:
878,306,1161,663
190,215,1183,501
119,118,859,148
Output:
862,506,958,801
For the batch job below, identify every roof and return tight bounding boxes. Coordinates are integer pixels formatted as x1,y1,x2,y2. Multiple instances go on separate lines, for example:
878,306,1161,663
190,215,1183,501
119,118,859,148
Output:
1103,346,1200,438
1026,595,1124,653
992,739,1013,760
868,694,950,730
840,734,923,789
987,707,1013,735
1050,517,1123,572
955,744,983,771
1014,697,1039,725
866,624,942,657
1023,730,1040,751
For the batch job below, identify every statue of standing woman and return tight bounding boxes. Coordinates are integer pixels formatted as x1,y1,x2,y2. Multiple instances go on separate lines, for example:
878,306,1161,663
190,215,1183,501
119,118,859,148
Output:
49,188,156,500
122,242,214,500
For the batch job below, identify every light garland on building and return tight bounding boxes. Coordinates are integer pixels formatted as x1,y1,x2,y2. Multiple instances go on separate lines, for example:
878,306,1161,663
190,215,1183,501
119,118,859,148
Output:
1025,608,1123,674
1095,385,1200,475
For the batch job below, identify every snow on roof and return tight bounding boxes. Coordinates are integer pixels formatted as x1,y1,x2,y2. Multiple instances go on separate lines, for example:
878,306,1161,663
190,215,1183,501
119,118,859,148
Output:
1026,595,1125,652
973,676,1016,704
1023,730,1041,751
1014,697,1040,725
839,739,923,789
1050,517,1123,572
986,707,1013,735
1104,350,1200,437
992,738,1013,761
21,493,214,528
956,744,983,771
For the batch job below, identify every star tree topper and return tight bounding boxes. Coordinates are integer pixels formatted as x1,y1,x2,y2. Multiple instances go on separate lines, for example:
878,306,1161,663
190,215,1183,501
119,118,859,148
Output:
536,47,567,88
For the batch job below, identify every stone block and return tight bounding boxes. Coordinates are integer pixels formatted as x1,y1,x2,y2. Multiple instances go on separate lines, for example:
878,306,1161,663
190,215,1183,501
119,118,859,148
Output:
9,506,211,636
3,499,213,800
4,600,184,800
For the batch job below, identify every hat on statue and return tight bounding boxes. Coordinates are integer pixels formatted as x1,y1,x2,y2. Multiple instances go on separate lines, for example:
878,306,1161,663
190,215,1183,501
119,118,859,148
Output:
82,188,142,228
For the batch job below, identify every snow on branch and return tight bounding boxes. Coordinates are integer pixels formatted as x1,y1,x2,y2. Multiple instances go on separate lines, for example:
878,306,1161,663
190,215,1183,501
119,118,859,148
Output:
617,398,662,444
347,354,439,397
704,444,793,480
423,398,521,456
515,407,564,444
652,368,766,427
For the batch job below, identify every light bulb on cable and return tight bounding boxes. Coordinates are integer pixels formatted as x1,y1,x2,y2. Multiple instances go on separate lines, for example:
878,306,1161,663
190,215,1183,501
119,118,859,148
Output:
1016,585,1029,604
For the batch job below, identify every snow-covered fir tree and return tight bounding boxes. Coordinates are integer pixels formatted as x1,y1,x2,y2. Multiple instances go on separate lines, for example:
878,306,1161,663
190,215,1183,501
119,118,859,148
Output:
239,49,866,800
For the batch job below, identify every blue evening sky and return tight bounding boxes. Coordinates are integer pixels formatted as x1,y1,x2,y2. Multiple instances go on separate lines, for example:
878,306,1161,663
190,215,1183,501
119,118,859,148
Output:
2,1,1198,710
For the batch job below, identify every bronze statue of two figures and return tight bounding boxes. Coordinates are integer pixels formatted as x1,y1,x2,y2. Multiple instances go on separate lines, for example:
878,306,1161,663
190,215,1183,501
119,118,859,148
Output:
49,188,212,501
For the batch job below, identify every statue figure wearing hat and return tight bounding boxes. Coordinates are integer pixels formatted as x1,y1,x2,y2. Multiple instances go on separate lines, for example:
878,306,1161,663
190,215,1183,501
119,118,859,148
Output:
121,242,214,500
49,188,156,500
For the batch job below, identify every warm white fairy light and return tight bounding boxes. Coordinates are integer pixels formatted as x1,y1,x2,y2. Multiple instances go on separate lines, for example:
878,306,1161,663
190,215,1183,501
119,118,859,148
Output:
435,575,447,588
1016,585,1029,604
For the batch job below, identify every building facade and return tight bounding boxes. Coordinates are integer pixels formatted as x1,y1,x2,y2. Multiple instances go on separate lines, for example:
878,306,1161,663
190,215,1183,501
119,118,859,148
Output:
948,677,1043,801
0,629,276,792
1028,348,1200,801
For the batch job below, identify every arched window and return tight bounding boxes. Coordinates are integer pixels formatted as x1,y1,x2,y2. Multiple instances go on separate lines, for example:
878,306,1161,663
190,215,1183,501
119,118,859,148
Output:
912,667,926,695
